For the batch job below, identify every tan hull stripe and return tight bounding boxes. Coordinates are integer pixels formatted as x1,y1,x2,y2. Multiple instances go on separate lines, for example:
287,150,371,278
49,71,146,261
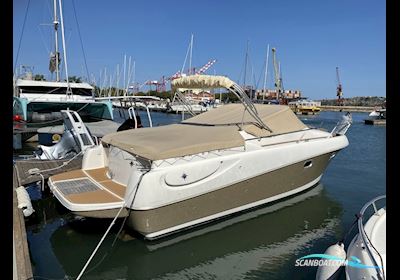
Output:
127,152,333,236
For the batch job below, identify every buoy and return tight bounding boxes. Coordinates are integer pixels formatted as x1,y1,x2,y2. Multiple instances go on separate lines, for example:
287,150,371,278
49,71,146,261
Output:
316,242,346,280
15,186,35,217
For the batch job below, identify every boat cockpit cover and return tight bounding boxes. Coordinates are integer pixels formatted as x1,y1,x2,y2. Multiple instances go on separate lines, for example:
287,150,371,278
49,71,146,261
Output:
171,75,235,91
183,104,308,137
101,124,244,161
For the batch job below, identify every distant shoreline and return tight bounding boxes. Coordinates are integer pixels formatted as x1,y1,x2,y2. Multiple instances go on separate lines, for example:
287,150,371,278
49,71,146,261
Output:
319,105,376,112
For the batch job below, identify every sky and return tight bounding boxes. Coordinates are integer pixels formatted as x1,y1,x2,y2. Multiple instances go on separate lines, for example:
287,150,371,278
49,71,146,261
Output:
13,0,386,99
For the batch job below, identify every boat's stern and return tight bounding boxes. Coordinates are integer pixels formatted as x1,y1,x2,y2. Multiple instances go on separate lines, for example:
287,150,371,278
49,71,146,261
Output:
48,145,129,218
48,167,128,217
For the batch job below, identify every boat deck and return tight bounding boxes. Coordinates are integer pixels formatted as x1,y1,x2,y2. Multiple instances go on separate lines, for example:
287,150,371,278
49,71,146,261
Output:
50,167,126,205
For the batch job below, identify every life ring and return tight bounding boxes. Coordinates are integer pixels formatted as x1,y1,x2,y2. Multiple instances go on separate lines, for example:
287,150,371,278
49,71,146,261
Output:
52,134,61,142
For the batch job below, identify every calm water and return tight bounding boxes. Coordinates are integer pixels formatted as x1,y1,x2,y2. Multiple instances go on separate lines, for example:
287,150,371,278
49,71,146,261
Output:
22,110,386,280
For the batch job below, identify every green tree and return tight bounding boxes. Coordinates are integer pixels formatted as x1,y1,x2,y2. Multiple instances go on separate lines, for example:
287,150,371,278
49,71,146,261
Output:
68,76,82,83
33,74,46,81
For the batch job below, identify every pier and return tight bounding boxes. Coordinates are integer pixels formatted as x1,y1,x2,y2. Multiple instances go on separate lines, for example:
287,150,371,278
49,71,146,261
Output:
320,105,375,113
364,118,386,125
14,157,83,186
13,167,33,280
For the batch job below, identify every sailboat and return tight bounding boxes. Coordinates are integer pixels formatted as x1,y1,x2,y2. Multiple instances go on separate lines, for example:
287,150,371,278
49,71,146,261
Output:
13,0,113,127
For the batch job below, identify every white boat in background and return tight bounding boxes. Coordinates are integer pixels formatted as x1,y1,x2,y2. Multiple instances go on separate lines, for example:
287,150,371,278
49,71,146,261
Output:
48,75,351,240
13,0,113,127
368,108,386,119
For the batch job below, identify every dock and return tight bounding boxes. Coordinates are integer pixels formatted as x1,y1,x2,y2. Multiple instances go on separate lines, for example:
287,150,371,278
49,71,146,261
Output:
14,157,83,186
320,105,375,113
13,156,85,279
364,118,386,125
13,126,39,149
13,167,33,280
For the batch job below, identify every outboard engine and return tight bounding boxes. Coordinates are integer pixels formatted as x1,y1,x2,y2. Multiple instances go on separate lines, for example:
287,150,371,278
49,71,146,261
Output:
35,110,95,160
117,115,143,132
35,129,81,159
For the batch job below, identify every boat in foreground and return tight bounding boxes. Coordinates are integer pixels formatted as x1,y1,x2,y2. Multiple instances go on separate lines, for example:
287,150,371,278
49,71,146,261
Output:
345,195,386,279
316,195,386,280
48,75,351,240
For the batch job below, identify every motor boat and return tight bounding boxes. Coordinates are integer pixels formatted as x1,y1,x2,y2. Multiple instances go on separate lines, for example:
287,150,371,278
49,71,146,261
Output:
47,75,351,240
316,195,386,280
368,108,386,119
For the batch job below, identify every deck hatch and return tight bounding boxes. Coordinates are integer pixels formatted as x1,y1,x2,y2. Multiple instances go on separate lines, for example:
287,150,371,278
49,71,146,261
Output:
55,179,100,195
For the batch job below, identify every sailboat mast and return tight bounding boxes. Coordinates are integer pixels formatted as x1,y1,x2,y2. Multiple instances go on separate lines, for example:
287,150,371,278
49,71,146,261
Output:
58,0,71,94
189,34,193,75
53,0,60,82
243,40,249,89
262,44,270,101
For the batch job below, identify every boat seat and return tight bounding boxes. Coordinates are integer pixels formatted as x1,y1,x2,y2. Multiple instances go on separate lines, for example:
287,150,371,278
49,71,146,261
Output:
50,167,126,205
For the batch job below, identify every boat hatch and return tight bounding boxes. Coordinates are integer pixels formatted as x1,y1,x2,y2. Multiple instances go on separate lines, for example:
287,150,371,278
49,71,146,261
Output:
55,179,100,195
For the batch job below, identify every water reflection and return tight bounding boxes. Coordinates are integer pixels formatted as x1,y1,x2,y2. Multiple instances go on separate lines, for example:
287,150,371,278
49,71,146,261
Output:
31,183,343,279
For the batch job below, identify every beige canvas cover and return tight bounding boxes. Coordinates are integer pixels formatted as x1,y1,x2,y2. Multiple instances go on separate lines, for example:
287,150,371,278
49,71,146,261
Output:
183,104,308,137
101,124,244,161
171,75,235,92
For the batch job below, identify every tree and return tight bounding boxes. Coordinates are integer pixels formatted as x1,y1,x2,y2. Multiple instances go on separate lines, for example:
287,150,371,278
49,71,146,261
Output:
68,76,82,83
33,74,46,81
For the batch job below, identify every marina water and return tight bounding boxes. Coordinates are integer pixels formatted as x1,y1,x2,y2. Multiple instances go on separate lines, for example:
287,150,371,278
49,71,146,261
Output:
22,110,385,279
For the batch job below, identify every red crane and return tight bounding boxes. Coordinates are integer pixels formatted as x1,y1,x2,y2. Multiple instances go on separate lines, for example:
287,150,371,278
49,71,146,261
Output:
336,67,343,106
145,76,166,92
196,59,217,75
168,59,217,81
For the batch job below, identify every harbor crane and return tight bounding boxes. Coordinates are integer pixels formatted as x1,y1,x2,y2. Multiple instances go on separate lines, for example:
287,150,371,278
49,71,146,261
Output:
271,48,283,103
196,59,217,75
145,76,166,92
168,59,218,80
336,67,344,106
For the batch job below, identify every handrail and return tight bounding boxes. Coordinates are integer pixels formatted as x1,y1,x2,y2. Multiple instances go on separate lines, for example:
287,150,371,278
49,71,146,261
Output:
228,84,272,133
145,105,153,128
173,90,197,117
128,107,138,129
357,195,386,280
128,105,153,128
331,112,352,136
